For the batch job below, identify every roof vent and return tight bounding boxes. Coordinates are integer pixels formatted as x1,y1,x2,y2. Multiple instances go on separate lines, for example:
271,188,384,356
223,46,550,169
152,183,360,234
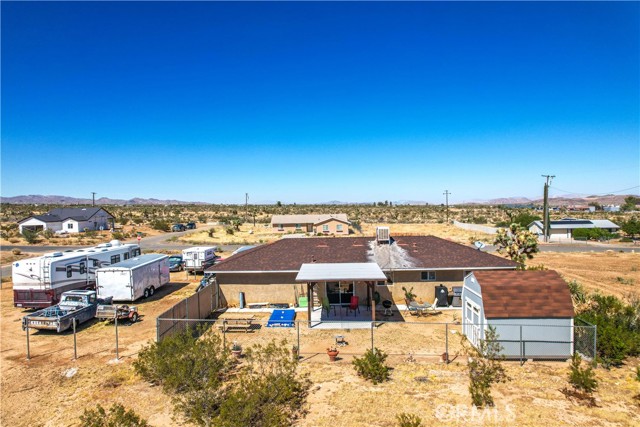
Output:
52,252,63,257
110,240,122,247
376,227,390,244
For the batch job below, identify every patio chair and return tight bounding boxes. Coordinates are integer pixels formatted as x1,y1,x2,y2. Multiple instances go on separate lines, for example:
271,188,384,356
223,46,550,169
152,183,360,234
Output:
346,295,360,316
405,298,420,316
322,296,335,316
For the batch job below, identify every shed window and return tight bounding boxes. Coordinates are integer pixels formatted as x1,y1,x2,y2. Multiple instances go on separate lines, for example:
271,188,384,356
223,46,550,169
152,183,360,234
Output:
421,271,436,281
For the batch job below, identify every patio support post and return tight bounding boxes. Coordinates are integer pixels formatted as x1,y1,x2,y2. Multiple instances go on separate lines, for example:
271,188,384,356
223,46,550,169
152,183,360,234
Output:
368,282,376,323
307,282,312,328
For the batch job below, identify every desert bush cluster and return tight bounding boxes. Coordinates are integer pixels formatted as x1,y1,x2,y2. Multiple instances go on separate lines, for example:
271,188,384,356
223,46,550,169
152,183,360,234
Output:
132,328,309,427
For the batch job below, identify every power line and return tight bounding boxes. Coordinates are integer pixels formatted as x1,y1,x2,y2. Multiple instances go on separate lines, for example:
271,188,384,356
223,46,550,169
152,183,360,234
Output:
549,185,639,196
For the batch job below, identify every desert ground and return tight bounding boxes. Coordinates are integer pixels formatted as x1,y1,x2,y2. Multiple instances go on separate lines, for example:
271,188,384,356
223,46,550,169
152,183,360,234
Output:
1,249,640,426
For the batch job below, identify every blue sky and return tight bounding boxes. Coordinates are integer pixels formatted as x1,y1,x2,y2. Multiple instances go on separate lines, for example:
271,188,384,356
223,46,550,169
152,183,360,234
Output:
2,1,638,204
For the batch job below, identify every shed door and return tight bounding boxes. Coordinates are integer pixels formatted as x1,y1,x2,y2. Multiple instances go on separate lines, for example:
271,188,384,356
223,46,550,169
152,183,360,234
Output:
465,300,481,347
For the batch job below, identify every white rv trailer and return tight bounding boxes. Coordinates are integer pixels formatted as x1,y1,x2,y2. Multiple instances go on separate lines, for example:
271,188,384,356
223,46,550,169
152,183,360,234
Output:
12,240,141,308
182,246,217,272
96,254,170,301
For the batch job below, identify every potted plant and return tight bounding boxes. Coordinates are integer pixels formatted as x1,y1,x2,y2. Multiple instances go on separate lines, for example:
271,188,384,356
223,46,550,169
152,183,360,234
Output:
327,345,339,362
231,341,242,359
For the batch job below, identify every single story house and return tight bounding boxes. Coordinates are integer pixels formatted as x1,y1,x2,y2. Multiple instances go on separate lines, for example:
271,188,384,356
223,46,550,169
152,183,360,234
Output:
270,214,350,234
18,207,115,234
528,217,619,242
207,233,518,307
461,270,575,359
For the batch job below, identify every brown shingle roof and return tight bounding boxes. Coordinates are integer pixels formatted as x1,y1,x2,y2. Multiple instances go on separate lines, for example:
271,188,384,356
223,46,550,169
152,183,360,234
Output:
209,236,518,272
473,270,574,319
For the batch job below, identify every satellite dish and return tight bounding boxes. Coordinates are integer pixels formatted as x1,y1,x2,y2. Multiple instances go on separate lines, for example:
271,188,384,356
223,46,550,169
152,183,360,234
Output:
474,241,486,250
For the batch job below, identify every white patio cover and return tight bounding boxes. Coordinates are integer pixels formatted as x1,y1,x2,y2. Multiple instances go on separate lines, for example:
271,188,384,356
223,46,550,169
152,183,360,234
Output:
296,262,387,282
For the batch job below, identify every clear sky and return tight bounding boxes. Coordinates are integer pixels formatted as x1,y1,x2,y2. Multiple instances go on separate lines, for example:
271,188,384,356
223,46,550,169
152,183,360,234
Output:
2,1,639,204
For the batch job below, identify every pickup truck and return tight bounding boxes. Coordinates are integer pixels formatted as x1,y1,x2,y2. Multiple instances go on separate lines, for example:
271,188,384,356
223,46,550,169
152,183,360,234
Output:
22,290,111,333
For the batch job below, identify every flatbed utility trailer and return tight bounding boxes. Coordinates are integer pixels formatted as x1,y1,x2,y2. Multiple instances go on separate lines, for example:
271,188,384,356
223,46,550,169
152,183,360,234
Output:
22,290,110,333
95,304,139,323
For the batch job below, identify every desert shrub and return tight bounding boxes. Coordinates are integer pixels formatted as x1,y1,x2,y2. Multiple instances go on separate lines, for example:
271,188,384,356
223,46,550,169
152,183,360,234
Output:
466,326,509,407
79,403,148,427
42,229,54,239
568,280,587,305
352,348,390,385
225,227,234,235
120,217,130,226
526,264,547,271
150,220,170,232
132,217,144,225
396,413,422,427
568,353,598,394
111,232,126,240
21,229,39,244
578,293,640,367
11,248,21,255
208,228,215,237
84,230,98,238
135,330,309,427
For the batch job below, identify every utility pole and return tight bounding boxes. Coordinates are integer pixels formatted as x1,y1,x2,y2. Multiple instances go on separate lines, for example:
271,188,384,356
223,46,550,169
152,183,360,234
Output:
91,192,96,207
245,193,249,224
541,175,555,242
443,190,451,224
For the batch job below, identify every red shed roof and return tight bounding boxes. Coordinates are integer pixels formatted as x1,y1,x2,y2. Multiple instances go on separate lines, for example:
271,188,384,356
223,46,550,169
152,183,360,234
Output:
472,270,575,319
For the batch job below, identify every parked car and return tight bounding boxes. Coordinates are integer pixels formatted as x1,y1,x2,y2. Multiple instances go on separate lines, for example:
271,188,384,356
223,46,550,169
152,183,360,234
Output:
172,223,186,232
186,222,197,230
168,255,184,272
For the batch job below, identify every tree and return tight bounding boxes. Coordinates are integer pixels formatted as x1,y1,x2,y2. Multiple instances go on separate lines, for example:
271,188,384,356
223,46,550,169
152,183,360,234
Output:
621,196,640,212
493,224,539,269
21,229,39,244
466,326,509,407
568,353,598,395
621,217,640,238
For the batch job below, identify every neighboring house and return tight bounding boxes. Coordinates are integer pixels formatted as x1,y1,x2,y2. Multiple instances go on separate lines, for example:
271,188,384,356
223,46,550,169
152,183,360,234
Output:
528,217,620,242
18,207,115,234
271,214,351,234
461,270,575,359
206,234,517,306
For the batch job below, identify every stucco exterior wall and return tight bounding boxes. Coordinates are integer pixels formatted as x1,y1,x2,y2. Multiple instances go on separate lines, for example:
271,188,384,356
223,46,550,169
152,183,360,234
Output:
314,219,348,234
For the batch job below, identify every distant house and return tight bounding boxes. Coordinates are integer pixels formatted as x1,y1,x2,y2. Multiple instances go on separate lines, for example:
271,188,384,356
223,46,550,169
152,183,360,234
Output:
462,270,575,359
271,214,351,234
528,217,619,242
18,207,115,234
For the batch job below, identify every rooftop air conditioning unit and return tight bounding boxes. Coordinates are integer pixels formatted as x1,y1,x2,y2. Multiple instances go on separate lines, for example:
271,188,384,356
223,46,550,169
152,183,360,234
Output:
376,226,390,244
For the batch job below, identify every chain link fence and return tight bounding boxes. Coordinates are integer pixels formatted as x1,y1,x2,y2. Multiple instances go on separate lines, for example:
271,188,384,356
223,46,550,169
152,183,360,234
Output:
155,316,597,364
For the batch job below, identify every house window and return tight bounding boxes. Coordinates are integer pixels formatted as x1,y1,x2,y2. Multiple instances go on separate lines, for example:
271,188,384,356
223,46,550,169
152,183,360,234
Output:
67,223,73,229
323,224,329,232
421,271,436,281
110,255,121,264
79,262,86,275
66,265,72,278
295,224,301,231
337,224,343,232
277,224,284,231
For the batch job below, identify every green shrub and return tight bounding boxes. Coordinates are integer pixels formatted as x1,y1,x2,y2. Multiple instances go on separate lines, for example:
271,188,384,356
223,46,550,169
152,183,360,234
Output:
466,326,509,407
43,229,55,239
150,220,170,232
396,413,422,427
79,403,148,427
111,232,126,240
572,228,613,241
568,353,598,394
225,227,234,235
21,229,39,244
568,280,587,305
352,348,390,385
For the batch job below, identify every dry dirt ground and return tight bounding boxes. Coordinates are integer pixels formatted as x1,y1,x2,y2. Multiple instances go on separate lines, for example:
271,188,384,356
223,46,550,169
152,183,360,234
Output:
178,222,494,247
2,255,639,427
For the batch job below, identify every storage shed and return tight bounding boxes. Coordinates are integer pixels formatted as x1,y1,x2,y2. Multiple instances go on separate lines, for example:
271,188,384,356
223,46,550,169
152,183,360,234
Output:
461,270,575,359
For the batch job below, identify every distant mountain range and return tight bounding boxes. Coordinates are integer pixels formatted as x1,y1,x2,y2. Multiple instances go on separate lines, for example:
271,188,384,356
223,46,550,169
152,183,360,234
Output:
0,195,208,205
0,194,634,207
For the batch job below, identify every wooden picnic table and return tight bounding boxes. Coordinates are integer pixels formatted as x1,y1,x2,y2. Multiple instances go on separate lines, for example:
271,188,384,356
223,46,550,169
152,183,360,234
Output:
216,315,256,333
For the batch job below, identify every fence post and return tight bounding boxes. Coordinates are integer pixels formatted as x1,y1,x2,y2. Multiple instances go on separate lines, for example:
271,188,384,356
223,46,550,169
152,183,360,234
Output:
73,318,77,360
520,325,523,366
445,323,449,364
115,315,119,360
592,325,597,367
26,322,30,360
297,320,300,356
223,320,227,348
185,299,189,331
370,321,374,351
